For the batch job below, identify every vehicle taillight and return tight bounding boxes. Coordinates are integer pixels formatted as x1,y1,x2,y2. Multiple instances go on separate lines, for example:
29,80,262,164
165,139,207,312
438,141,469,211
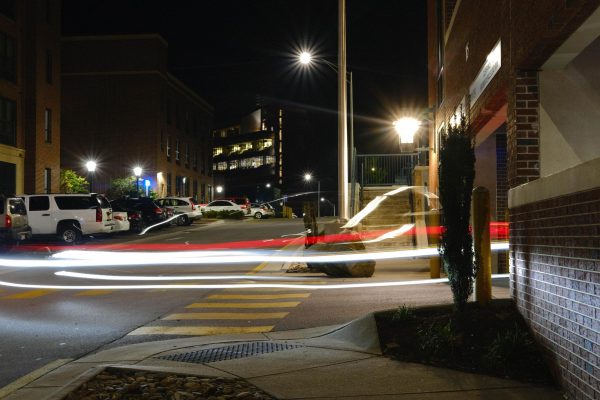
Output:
240,204,247,209
154,207,163,215
96,207,102,222
5,215,11,228
114,215,123,221
130,212,141,220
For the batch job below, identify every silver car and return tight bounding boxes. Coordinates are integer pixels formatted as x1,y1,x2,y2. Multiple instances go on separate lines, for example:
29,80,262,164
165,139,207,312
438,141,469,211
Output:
0,196,32,242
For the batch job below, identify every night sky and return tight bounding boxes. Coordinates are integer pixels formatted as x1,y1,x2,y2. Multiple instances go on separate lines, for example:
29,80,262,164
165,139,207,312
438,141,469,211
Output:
61,0,427,192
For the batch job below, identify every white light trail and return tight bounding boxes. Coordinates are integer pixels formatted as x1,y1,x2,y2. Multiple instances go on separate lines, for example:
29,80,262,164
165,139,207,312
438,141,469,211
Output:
0,243,509,269
55,271,319,281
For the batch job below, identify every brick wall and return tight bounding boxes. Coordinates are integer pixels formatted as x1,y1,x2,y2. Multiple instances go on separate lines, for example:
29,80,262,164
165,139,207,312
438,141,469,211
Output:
507,70,540,188
510,187,600,400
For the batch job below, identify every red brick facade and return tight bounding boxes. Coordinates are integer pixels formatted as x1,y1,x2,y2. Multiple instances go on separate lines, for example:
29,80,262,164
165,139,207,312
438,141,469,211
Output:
507,70,540,188
510,188,600,399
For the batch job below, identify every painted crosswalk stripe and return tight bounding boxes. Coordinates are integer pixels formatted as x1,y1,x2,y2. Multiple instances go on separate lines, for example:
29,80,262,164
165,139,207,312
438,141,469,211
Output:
163,312,289,320
186,301,300,309
207,293,310,300
75,289,114,296
127,326,274,336
4,289,55,299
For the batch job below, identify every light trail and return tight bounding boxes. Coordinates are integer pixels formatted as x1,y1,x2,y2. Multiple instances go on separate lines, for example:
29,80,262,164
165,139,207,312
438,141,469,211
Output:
0,243,509,268
55,271,320,281
0,274,510,291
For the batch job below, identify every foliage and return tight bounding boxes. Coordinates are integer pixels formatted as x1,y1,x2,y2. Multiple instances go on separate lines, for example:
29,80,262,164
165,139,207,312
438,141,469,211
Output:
417,320,455,360
392,305,415,322
202,210,245,219
438,116,476,311
60,169,89,193
483,324,537,373
105,177,157,200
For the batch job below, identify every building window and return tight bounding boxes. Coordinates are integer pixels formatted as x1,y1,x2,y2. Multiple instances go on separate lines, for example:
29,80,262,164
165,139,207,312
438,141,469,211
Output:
0,96,16,146
175,139,180,161
216,162,227,171
166,172,172,195
44,109,52,143
46,50,52,84
213,147,223,157
265,155,275,165
0,32,16,82
166,135,171,158
0,0,15,19
185,143,189,167
44,168,51,193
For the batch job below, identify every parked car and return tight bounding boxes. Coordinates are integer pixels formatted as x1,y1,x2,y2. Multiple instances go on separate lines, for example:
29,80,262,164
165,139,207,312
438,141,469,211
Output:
156,197,202,226
201,199,243,215
248,202,275,219
0,195,32,242
108,201,131,233
20,193,113,244
216,197,251,215
110,197,167,233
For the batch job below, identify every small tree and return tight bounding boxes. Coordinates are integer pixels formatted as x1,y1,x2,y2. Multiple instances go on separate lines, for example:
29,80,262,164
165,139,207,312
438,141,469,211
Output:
60,169,89,193
106,176,137,199
438,116,476,311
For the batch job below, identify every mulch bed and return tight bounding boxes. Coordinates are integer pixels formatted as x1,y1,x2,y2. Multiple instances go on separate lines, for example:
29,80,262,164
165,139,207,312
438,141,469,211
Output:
375,299,556,385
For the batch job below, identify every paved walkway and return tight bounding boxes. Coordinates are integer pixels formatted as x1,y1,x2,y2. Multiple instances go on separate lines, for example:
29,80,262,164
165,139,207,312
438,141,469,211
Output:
1,314,563,400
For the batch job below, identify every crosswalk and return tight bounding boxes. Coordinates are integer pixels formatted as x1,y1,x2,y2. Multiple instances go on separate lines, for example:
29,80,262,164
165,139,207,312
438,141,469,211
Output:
127,288,313,336
0,283,318,337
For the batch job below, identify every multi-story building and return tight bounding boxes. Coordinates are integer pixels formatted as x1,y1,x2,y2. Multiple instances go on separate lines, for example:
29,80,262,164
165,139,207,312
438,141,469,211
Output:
0,0,61,195
61,34,214,202
428,1,600,398
212,105,309,202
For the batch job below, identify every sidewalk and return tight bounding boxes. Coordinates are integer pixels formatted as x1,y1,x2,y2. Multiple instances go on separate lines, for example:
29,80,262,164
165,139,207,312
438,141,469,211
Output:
2,314,563,400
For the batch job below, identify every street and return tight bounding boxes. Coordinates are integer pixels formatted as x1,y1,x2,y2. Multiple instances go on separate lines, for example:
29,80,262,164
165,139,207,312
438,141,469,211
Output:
0,218,508,388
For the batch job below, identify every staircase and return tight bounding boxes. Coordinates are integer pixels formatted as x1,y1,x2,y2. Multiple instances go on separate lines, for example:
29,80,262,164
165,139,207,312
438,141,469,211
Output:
357,186,415,249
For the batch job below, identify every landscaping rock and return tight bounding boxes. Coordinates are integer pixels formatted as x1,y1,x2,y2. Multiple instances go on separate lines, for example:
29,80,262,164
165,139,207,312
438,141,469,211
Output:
306,233,375,278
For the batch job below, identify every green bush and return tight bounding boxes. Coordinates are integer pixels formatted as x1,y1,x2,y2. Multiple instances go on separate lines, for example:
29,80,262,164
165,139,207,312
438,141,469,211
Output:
392,305,415,322
60,169,89,193
438,116,476,311
202,210,245,219
483,324,536,372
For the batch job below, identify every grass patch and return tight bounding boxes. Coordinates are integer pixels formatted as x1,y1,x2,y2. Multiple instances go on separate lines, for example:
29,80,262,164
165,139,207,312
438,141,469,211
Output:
375,299,555,384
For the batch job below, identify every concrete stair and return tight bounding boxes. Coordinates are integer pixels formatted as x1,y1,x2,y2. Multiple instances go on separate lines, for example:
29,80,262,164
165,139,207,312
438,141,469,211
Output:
358,186,415,249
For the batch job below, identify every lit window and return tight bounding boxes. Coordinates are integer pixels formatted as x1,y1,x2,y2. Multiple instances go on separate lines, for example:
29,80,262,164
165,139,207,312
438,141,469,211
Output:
213,147,223,156
217,162,227,171
229,160,239,170
265,156,275,165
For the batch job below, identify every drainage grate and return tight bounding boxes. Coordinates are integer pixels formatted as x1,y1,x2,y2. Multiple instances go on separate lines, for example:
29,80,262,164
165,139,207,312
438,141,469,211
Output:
156,341,304,364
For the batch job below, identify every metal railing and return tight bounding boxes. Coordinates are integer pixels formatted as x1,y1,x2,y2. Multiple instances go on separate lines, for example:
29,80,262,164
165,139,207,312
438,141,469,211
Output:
356,153,418,187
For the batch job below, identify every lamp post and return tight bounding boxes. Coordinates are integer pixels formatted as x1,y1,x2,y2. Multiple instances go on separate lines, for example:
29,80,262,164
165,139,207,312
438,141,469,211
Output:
298,31,351,220
393,117,420,148
85,161,96,193
133,166,142,195
304,173,321,218
321,197,335,216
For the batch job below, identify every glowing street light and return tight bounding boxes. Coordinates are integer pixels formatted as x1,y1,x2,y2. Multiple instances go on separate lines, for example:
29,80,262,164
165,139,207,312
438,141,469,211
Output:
394,117,421,145
133,166,142,194
304,173,321,218
86,160,97,192
216,185,223,194
297,45,351,220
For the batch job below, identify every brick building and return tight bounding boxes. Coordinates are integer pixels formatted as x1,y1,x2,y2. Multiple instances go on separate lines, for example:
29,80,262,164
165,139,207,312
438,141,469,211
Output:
428,1,600,398
0,0,61,195
61,35,214,202
212,104,310,202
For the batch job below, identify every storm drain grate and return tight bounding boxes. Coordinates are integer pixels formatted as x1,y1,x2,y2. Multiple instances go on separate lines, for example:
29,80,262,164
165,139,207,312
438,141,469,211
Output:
156,341,304,364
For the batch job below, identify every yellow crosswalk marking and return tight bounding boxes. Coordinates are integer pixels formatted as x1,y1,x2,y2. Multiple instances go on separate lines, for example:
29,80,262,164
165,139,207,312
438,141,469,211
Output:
207,293,310,300
163,312,288,320
186,302,300,309
128,326,274,336
4,289,55,299
75,290,114,296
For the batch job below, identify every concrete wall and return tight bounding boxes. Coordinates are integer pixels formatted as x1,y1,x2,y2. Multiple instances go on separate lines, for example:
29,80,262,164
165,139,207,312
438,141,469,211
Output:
540,36,600,177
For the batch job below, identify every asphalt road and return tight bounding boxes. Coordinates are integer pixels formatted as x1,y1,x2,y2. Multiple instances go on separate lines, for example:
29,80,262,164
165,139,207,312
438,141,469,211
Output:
0,217,510,388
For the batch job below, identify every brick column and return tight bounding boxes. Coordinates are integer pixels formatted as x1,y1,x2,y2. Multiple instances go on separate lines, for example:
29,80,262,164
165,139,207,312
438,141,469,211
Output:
507,70,540,189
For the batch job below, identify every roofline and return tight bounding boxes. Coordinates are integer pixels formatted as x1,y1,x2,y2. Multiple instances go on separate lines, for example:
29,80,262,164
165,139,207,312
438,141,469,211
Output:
61,34,169,47
166,72,214,112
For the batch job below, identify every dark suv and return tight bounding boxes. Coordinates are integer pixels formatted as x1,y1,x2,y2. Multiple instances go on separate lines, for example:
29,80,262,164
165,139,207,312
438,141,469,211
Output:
110,197,167,233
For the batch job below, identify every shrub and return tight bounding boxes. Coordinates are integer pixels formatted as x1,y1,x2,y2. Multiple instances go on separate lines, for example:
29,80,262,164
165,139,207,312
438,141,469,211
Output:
392,305,415,322
438,116,476,311
60,169,89,193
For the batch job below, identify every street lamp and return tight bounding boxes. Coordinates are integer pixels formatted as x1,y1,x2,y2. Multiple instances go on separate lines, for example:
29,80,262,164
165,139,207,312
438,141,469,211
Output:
133,166,142,195
85,160,96,193
321,197,336,216
297,48,351,220
216,185,223,194
304,173,321,218
393,117,420,146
